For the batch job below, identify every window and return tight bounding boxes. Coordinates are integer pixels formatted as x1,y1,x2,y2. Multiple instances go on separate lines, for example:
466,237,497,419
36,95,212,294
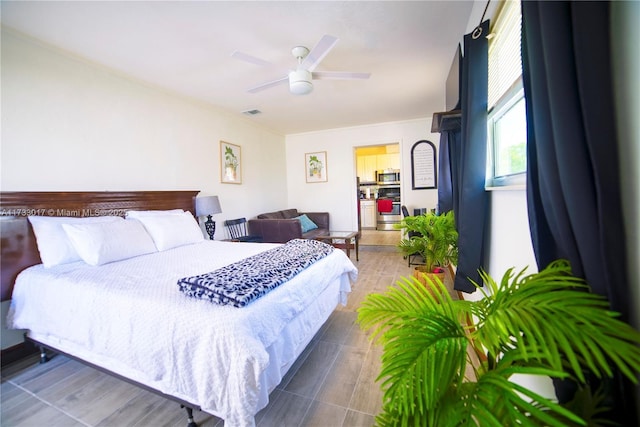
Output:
488,84,526,185
486,0,526,187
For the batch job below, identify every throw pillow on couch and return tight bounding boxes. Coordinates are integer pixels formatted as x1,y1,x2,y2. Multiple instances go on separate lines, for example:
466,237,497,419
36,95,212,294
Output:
295,214,318,233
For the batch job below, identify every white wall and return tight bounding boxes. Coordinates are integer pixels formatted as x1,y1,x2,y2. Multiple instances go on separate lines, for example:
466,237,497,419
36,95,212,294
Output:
486,188,537,279
285,118,441,231
1,28,287,225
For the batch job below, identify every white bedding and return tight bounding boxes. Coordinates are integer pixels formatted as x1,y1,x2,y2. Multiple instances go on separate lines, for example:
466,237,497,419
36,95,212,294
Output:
7,240,357,426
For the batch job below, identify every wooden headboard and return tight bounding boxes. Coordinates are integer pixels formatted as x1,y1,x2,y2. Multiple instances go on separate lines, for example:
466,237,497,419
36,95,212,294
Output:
0,191,199,301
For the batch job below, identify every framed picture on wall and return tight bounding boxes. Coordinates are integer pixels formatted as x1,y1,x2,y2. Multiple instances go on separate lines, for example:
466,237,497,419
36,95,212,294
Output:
411,140,437,189
220,141,242,184
305,151,328,183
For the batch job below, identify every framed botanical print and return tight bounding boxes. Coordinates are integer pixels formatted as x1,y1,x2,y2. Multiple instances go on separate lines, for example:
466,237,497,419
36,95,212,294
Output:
305,151,328,183
220,141,242,184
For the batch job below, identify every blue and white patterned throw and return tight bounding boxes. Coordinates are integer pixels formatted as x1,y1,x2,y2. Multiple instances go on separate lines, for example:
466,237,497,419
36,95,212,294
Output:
177,239,334,307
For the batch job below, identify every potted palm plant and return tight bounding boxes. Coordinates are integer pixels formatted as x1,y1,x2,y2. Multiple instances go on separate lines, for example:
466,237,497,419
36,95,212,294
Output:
357,260,640,426
395,210,458,285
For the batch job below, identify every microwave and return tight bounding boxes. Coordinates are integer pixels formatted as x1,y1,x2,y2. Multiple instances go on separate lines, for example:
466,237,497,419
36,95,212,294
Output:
376,169,400,184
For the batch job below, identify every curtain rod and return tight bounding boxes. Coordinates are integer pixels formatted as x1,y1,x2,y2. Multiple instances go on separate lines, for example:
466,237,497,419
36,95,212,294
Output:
473,0,491,39
480,0,491,24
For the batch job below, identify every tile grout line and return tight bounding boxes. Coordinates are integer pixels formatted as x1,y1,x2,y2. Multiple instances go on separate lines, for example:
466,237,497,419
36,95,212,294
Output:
309,338,341,403
6,377,92,427
345,348,370,416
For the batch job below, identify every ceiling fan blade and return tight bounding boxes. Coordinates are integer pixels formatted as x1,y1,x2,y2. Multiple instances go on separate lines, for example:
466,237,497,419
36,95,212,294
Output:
312,71,371,80
247,75,289,93
231,50,273,67
301,34,338,72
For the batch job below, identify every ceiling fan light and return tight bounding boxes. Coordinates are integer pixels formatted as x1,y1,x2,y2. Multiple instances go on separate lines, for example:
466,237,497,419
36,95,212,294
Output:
289,69,313,95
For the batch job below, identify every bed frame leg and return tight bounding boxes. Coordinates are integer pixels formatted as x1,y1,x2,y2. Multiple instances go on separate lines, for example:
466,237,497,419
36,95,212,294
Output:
181,405,198,427
38,346,49,364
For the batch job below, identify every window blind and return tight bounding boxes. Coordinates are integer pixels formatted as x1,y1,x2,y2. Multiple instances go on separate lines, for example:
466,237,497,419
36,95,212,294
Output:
488,0,522,109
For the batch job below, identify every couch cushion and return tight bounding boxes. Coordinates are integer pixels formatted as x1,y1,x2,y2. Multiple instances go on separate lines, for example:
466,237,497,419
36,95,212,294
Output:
257,210,286,219
280,209,299,219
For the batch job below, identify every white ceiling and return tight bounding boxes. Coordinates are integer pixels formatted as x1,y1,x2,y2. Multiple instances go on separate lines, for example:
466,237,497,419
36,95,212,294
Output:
1,1,475,135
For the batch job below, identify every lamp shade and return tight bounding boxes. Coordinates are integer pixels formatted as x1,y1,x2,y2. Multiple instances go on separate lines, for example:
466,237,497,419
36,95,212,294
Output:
195,196,222,217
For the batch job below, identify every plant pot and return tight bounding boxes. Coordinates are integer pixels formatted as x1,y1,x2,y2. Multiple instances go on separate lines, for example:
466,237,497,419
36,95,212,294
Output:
413,266,446,297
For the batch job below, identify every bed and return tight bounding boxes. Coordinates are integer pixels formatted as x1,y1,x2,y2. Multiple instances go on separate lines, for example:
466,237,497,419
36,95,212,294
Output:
1,191,358,427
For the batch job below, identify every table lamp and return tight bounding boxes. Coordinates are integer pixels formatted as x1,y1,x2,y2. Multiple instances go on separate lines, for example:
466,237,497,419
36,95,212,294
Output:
195,195,222,240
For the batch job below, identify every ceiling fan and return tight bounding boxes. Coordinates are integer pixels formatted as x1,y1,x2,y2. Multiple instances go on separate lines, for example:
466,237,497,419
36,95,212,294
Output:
231,35,371,95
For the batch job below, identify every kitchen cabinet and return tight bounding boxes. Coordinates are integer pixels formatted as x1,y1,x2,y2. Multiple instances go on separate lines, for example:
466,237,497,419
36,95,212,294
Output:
357,155,378,183
356,144,401,182
358,154,401,182
376,153,400,171
360,200,376,229
388,153,400,170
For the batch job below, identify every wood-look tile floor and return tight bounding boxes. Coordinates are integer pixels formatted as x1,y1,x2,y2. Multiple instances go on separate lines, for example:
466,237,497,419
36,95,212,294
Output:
358,229,401,247
1,239,414,427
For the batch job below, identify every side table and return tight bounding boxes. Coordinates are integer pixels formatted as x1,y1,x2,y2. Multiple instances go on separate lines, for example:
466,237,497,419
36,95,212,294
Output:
314,231,360,261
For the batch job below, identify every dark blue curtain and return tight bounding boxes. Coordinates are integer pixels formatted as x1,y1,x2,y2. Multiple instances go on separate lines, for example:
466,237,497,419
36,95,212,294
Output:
521,1,634,424
452,20,489,293
436,131,454,214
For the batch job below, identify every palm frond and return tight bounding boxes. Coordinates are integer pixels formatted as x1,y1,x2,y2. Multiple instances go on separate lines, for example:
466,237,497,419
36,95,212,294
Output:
358,276,469,420
379,311,468,413
358,259,640,426
481,363,585,426
358,275,461,341
471,260,640,384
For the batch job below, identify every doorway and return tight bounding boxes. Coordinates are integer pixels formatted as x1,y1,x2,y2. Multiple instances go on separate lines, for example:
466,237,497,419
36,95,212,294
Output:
355,143,402,245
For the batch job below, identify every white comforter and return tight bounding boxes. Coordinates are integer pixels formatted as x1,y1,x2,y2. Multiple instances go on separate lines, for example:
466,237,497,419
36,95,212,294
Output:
7,240,357,426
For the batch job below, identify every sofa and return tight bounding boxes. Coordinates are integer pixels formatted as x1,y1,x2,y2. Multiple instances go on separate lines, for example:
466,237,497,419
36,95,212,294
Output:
247,208,329,243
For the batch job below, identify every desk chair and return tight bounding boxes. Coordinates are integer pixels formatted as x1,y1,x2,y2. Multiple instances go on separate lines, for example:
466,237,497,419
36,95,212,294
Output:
401,205,424,267
224,218,263,242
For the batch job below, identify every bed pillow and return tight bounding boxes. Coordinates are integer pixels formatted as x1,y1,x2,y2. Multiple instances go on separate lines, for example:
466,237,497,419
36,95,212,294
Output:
135,211,204,251
28,215,123,268
295,214,318,233
125,209,184,218
62,219,158,266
